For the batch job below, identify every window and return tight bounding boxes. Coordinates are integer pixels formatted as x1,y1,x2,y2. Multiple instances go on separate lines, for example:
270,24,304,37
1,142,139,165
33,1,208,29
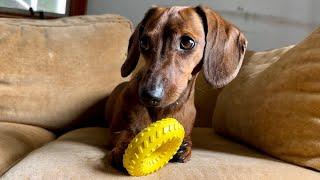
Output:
0,0,87,18
0,0,68,14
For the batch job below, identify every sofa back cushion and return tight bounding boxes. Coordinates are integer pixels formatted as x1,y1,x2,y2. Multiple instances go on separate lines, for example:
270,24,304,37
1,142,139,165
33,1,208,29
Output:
194,72,221,127
0,15,132,131
194,50,256,128
214,28,320,170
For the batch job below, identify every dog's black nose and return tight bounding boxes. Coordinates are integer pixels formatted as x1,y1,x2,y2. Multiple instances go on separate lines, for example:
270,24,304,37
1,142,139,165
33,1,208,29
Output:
139,87,163,107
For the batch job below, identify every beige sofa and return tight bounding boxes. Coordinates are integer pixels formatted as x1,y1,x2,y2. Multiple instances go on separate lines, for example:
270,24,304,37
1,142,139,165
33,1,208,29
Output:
0,14,318,179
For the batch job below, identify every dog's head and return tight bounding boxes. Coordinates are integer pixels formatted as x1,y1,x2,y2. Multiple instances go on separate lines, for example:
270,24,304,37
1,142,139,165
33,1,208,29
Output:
121,6,247,107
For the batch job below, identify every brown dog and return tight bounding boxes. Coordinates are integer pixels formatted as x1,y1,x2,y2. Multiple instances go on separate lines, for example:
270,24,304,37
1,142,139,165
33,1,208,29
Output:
105,5,247,170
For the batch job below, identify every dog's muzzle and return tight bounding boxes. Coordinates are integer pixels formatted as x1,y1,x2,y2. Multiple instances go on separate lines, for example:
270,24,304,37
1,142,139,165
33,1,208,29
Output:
139,84,164,107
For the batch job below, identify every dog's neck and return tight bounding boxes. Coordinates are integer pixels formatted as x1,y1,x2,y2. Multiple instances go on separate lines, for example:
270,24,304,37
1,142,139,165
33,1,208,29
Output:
146,75,198,121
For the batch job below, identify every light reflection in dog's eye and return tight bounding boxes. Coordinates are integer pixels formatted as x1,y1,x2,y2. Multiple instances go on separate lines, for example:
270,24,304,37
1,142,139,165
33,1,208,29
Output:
180,36,195,50
140,36,150,51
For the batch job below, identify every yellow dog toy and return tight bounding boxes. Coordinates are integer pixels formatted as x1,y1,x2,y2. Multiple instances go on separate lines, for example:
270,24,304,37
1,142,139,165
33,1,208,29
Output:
123,118,185,176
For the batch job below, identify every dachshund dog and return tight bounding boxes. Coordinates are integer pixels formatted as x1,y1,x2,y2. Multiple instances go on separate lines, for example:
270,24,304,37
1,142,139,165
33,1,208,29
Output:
106,5,247,170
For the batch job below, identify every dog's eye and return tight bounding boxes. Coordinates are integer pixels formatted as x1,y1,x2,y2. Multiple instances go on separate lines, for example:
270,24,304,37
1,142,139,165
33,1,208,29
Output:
180,36,195,50
140,36,150,51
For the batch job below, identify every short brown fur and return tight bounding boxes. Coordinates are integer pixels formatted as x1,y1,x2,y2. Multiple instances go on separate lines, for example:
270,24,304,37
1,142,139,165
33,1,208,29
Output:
106,5,247,171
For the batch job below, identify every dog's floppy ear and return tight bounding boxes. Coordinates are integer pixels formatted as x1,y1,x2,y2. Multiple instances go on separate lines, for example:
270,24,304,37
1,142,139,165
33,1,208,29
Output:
121,7,160,77
121,23,141,77
195,6,248,88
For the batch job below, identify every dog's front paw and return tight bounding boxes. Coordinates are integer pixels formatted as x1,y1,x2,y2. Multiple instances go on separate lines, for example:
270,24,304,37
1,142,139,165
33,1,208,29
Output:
109,147,127,172
170,140,192,163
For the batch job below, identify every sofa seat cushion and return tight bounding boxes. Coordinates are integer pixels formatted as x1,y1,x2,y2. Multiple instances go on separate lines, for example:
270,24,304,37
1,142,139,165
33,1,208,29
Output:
0,122,55,175
3,128,318,179
0,14,132,131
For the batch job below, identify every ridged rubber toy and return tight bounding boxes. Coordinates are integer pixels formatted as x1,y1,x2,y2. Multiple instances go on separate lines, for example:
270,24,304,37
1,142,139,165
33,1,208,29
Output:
123,118,185,176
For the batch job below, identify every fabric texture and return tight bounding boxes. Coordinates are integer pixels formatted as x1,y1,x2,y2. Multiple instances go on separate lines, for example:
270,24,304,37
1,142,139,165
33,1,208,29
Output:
3,127,318,179
194,71,221,127
214,28,320,171
1,12,319,179
0,14,132,131
194,50,256,128
0,122,55,175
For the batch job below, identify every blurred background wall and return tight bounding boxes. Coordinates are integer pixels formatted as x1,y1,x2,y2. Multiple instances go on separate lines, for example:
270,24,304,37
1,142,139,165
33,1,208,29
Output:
87,0,319,51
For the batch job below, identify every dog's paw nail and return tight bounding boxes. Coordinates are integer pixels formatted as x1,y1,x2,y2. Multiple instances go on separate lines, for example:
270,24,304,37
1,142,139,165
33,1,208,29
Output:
177,149,185,154
177,157,185,162
182,141,191,146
